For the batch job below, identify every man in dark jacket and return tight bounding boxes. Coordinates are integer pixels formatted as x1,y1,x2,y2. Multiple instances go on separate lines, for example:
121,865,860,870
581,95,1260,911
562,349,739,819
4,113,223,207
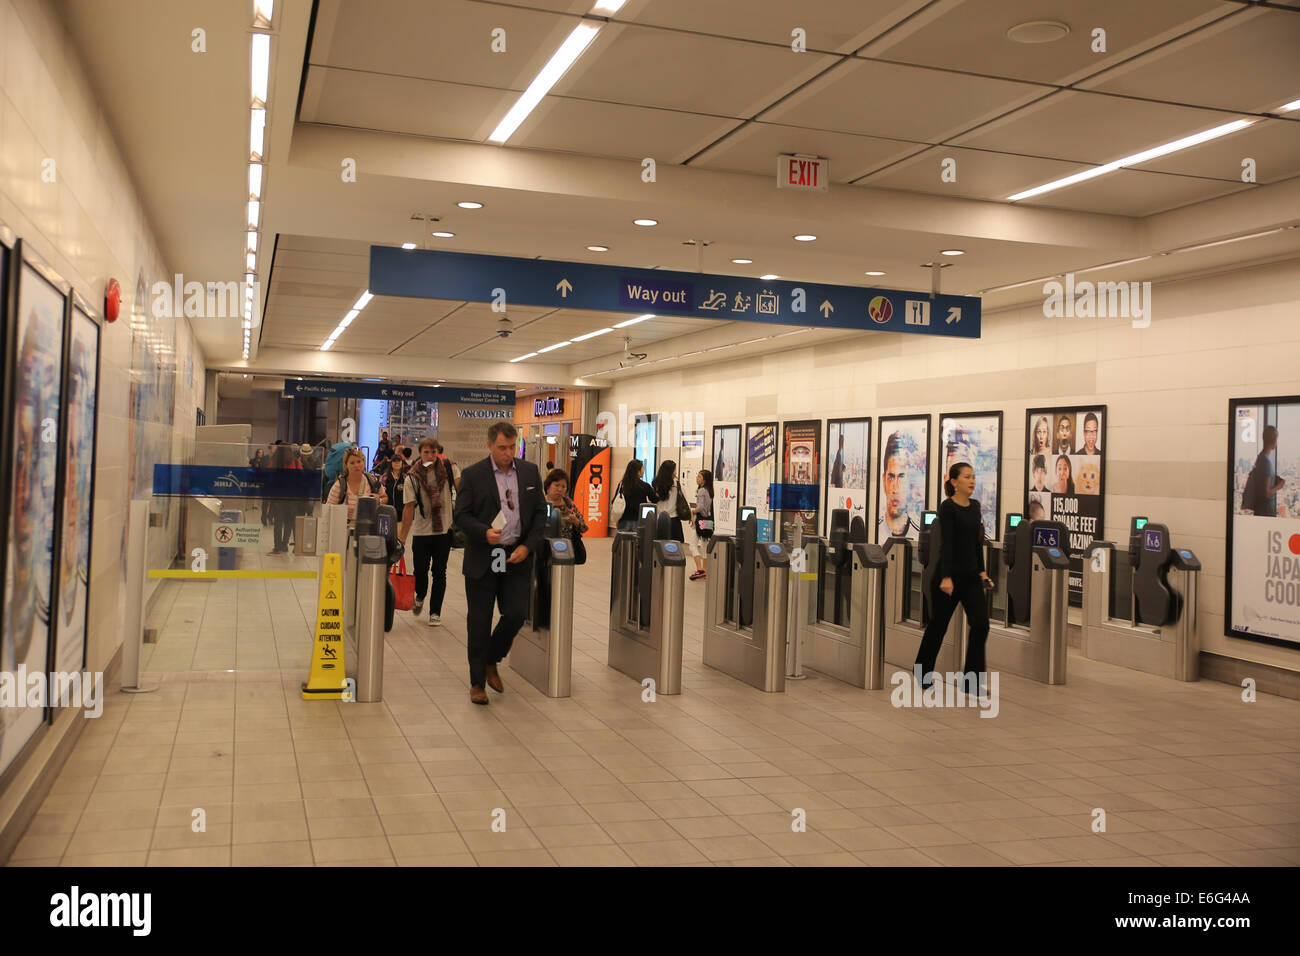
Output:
453,421,547,704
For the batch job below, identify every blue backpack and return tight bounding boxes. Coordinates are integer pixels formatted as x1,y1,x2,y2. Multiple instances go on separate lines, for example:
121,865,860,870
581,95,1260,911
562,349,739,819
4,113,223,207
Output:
324,441,352,483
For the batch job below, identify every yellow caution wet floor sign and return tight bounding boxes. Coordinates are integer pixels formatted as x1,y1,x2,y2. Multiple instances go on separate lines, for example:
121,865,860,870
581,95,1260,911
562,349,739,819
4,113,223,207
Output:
302,553,349,700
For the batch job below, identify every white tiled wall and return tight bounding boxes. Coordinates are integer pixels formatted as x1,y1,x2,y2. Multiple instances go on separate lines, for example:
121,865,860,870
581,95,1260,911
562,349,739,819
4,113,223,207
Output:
599,257,1300,674
0,0,207,831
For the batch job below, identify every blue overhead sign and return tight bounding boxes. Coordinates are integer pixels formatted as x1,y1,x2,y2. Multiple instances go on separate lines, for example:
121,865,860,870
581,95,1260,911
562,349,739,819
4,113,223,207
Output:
154,465,323,499
369,247,981,339
283,379,513,406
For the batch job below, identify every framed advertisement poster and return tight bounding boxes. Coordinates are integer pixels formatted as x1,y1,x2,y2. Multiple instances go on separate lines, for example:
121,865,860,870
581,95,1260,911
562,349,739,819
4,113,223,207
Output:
938,411,1002,539
780,419,821,542
711,424,741,536
678,430,704,496
53,295,101,676
743,421,778,542
1,242,69,783
876,415,930,543
1226,397,1300,649
1025,405,1106,602
825,417,871,536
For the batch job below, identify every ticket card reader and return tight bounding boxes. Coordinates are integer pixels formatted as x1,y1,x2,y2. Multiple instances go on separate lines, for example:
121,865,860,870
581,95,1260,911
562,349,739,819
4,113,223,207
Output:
1082,518,1202,681
513,511,577,697
917,510,939,624
704,534,791,691
609,507,686,694
346,498,402,703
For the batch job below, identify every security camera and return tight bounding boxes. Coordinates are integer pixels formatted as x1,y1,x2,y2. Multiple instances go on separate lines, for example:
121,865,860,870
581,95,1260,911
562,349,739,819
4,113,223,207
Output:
622,336,646,362
496,316,513,338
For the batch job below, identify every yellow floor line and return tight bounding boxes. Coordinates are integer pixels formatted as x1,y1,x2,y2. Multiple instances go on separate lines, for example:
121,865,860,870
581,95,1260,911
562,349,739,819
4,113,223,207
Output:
148,570,318,579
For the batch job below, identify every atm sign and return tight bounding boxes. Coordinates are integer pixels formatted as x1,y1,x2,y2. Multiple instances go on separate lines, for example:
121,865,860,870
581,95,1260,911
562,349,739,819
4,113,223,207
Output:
777,155,829,192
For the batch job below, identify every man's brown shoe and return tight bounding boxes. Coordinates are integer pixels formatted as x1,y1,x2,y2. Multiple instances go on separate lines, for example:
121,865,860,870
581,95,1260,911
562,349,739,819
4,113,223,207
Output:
485,664,504,694
470,685,489,705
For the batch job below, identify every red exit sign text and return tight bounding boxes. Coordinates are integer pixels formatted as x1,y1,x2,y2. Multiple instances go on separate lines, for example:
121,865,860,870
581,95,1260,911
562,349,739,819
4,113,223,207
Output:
777,154,828,192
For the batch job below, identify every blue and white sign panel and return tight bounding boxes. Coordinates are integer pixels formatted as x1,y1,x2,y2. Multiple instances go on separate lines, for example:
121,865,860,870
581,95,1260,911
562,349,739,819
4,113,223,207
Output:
154,465,323,499
370,247,981,339
283,378,513,406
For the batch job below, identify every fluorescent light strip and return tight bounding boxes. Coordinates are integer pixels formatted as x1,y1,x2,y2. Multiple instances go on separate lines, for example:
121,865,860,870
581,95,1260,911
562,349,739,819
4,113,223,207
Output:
249,163,263,199
401,242,417,250
251,33,270,104
1008,119,1255,201
253,0,274,27
1074,256,1153,275
1161,227,1290,255
537,341,571,353
489,24,600,143
613,314,653,328
571,327,613,341
250,108,266,160
352,291,374,311
510,352,539,363
1279,97,1300,113
339,309,360,327
248,200,260,229
246,231,258,253
591,0,626,12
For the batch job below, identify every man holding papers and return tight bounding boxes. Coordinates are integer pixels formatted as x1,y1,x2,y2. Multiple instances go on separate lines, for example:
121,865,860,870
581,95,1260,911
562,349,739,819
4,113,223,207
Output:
453,421,548,704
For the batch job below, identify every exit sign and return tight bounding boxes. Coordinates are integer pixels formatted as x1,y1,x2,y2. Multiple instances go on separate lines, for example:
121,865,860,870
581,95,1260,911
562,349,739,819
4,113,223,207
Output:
777,154,828,192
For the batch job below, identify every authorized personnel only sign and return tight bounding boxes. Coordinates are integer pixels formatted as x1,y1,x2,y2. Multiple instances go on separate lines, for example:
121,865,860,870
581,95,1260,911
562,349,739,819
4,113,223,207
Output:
211,522,263,547
777,154,828,192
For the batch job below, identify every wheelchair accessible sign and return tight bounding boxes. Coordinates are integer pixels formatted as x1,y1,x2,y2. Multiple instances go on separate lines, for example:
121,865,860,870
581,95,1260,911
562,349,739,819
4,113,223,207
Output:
212,522,263,548
369,247,981,338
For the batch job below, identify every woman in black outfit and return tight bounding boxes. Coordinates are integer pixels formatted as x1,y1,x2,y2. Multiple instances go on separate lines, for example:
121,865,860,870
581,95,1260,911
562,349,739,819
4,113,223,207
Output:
914,462,992,696
614,459,656,531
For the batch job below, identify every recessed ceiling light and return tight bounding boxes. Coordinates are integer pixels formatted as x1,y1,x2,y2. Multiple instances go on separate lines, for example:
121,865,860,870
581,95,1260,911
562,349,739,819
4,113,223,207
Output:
489,23,601,143
431,231,455,238
940,249,965,256
732,258,753,264
1005,20,1070,44
572,328,614,341
587,245,609,252
613,314,653,328
1279,97,1300,113
760,274,778,281
591,0,626,12
794,234,816,242
633,218,658,226
865,270,886,276
457,201,484,209
401,242,417,250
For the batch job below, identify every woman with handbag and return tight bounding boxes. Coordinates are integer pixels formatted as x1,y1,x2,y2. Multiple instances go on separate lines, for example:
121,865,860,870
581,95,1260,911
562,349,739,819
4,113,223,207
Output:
613,459,655,531
544,468,588,564
689,469,714,581
651,460,689,543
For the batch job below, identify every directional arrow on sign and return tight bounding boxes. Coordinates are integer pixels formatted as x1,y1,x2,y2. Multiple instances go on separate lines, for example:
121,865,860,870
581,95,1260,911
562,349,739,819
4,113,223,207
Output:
946,307,961,324
819,300,834,318
556,278,573,297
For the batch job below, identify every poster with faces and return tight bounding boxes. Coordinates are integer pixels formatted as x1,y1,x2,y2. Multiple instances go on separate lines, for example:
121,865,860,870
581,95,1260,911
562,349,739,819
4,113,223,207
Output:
826,418,870,535
876,416,930,543
1025,406,1106,601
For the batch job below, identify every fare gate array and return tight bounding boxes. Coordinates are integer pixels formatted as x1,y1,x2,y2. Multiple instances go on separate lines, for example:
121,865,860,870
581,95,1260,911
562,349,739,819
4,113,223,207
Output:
1081,516,1202,681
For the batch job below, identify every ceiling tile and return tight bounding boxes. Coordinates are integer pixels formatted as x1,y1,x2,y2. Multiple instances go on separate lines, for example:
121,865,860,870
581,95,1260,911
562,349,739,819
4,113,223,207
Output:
1080,7,1300,114
1019,169,1249,216
1131,118,1300,184
855,145,1089,202
758,58,1051,143
512,98,741,163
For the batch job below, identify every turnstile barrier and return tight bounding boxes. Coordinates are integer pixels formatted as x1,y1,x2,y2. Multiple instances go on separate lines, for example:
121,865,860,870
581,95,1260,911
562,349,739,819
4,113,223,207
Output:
1081,519,1201,680
608,511,686,694
512,512,577,697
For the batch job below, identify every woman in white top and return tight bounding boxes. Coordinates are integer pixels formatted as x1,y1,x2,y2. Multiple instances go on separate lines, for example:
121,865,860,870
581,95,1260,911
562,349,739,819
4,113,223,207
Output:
325,447,387,525
650,460,687,543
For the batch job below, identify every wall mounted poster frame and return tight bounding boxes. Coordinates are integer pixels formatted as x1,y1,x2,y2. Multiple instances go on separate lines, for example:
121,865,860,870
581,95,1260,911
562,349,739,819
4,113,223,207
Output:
875,415,930,543
678,430,704,498
825,417,871,537
53,293,101,677
1024,404,1107,603
938,410,1003,540
1225,396,1300,649
0,237,69,785
743,421,779,542
780,419,821,543
711,424,741,536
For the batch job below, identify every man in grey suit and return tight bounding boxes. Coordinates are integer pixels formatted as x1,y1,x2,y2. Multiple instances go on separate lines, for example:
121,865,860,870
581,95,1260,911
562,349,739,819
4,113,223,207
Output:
453,421,547,704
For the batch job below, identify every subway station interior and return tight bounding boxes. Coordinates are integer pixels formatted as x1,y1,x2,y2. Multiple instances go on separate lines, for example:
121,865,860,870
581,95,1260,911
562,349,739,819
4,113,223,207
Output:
2,0,1300,884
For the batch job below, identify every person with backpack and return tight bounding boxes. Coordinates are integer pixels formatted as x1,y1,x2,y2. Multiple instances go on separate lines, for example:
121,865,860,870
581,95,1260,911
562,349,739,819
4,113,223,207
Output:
323,439,353,502
1243,425,1285,516
325,447,387,525
398,438,453,626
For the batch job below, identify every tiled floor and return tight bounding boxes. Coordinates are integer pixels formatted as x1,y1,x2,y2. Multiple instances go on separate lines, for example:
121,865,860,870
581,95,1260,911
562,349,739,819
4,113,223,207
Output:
7,530,1300,867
